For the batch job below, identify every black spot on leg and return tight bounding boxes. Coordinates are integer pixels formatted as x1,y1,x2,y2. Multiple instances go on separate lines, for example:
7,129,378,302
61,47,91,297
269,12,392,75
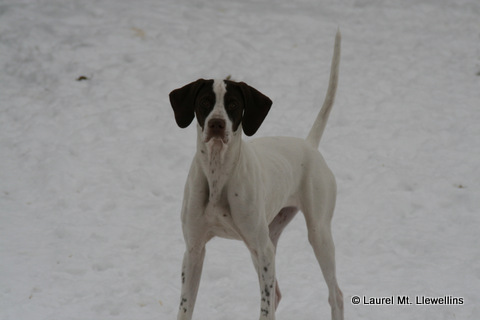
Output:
261,308,269,316
180,298,187,307
181,272,185,284
179,298,188,313
264,285,270,297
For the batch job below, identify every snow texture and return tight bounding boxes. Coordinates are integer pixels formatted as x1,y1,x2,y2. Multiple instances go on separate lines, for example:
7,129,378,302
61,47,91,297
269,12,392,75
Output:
1,0,479,319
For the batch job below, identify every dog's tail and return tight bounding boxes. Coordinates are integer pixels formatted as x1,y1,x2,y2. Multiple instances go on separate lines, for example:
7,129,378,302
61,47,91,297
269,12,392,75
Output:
306,30,341,148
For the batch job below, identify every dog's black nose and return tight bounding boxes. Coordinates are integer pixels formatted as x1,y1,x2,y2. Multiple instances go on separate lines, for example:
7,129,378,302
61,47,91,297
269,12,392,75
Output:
208,118,226,132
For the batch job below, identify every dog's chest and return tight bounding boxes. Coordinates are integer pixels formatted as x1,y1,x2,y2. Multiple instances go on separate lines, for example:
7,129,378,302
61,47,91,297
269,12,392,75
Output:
198,142,244,239
203,196,242,240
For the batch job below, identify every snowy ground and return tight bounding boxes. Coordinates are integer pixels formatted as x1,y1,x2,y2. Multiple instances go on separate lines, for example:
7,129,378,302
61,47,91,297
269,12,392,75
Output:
1,0,479,319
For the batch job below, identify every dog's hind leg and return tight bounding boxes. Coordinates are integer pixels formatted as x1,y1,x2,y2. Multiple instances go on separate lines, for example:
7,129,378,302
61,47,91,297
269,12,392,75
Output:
268,206,298,310
306,219,343,320
301,175,343,320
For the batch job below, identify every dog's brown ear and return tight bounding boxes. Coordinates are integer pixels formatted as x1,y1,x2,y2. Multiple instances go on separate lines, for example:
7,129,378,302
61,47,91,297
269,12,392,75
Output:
238,82,272,136
169,79,207,128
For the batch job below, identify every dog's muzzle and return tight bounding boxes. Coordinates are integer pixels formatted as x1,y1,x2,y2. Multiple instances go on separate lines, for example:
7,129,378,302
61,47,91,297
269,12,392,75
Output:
206,118,227,142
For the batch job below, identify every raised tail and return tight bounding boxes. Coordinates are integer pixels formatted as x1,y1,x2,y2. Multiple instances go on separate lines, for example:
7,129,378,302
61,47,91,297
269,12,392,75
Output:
306,30,341,148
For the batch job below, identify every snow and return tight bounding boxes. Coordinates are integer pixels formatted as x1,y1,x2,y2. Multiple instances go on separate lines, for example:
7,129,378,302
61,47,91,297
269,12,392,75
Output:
1,0,479,319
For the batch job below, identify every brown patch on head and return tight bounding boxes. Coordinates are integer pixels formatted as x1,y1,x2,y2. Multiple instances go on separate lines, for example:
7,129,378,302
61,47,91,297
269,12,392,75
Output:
225,80,272,136
170,79,272,137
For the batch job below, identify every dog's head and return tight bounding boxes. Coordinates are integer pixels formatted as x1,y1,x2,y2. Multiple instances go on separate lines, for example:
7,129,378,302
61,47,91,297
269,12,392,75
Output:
169,79,272,144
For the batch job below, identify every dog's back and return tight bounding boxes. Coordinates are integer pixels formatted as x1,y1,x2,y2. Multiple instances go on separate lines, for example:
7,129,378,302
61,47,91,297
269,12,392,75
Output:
248,136,335,221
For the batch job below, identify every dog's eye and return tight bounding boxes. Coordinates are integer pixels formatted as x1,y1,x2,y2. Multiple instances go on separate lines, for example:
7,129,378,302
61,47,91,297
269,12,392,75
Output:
226,100,239,111
199,97,213,110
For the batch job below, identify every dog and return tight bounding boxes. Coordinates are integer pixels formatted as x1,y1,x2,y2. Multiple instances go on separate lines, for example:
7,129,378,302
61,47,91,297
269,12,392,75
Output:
169,31,343,320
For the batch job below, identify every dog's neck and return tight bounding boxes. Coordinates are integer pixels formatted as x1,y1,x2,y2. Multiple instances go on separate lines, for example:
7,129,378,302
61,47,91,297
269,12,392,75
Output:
196,125,243,204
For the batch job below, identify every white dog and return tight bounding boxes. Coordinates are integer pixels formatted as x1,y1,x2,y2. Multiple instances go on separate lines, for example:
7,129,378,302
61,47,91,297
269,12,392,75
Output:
169,31,343,320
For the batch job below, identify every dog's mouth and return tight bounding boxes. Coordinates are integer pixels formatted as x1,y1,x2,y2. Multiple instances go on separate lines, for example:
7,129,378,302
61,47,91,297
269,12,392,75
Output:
204,118,229,144
204,134,229,144
204,134,229,164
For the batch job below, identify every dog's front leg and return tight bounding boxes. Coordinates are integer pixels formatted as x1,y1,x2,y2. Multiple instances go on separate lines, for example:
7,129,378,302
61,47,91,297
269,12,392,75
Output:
177,199,209,320
246,231,277,320
177,243,206,320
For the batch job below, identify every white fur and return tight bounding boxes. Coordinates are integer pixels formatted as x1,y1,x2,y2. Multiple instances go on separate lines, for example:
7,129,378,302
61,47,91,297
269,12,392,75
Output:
177,31,343,320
